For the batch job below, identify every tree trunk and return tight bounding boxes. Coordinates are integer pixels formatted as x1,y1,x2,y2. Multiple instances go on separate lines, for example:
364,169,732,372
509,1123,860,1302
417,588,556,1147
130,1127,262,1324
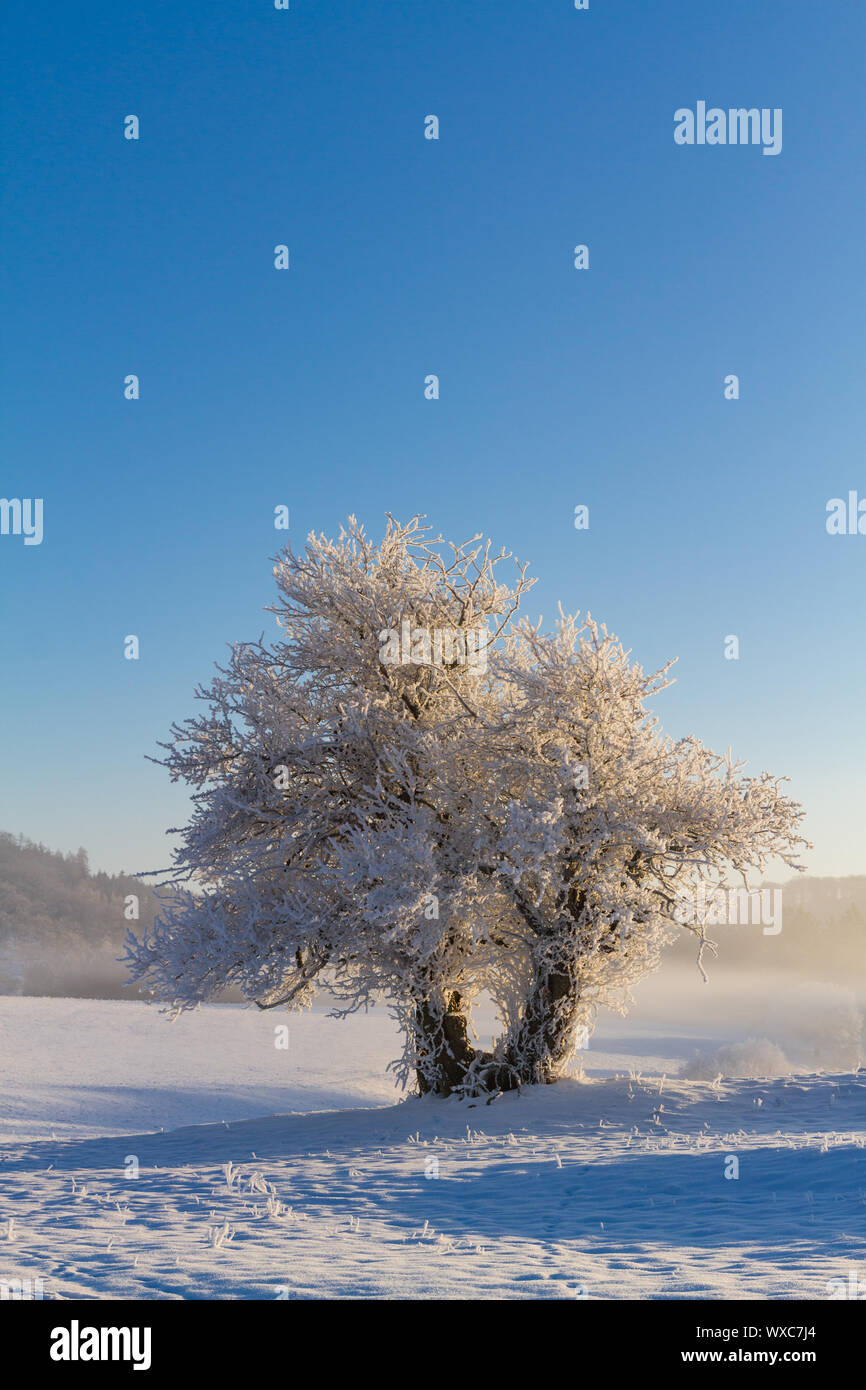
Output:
485,955,582,1090
414,989,476,1095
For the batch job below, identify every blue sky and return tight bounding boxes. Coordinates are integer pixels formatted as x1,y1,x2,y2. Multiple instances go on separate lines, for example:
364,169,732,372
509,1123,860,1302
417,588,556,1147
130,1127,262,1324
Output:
1,0,864,877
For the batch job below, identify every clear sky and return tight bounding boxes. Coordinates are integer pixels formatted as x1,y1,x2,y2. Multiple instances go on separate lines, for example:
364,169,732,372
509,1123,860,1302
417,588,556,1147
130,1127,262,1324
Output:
1,1,864,878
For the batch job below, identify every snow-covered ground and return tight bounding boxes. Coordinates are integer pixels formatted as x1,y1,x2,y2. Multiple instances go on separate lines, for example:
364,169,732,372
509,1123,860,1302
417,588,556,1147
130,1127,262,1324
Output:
1,974,864,1299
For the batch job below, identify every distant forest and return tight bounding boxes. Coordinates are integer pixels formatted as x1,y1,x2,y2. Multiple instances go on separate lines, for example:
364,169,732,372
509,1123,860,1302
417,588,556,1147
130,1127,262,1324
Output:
1,830,864,998
665,873,866,980
0,832,162,997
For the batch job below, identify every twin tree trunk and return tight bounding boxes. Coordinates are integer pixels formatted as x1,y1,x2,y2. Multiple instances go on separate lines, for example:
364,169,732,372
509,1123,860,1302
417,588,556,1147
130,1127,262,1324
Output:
414,956,582,1095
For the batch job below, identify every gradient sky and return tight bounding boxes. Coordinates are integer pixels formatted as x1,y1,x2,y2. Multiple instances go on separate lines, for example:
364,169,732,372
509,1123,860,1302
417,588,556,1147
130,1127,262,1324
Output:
1,0,864,879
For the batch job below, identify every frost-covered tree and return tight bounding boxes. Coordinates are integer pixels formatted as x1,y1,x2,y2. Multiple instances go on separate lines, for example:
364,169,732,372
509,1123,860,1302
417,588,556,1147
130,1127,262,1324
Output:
127,518,809,1097
125,516,533,1095
465,613,810,1089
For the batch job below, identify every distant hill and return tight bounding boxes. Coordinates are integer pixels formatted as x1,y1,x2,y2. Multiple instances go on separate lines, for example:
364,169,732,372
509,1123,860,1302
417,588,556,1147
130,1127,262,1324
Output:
0,832,163,997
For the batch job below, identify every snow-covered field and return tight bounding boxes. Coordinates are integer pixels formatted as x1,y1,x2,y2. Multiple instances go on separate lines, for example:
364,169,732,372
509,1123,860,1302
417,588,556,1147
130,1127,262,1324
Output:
1,975,864,1300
